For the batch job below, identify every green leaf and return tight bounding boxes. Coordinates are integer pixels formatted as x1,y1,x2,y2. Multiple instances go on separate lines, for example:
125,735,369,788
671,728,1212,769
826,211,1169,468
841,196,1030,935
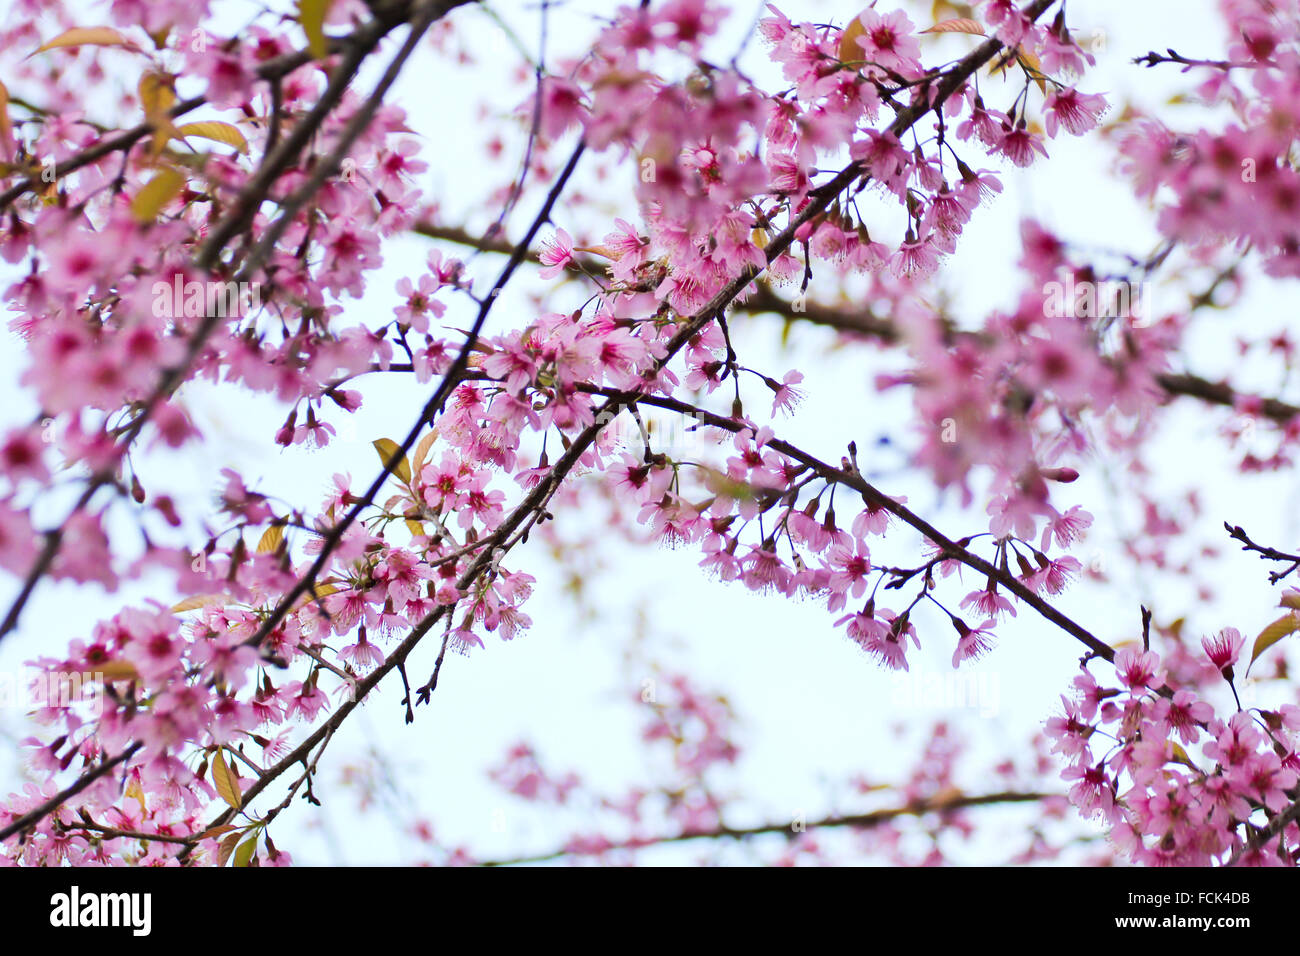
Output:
838,13,868,64
30,26,139,57
170,594,226,613
175,121,249,154
0,80,12,150
130,166,185,223
211,748,242,811
256,525,284,554
372,438,412,485
299,0,334,59
232,834,257,868
1248,614,1300,675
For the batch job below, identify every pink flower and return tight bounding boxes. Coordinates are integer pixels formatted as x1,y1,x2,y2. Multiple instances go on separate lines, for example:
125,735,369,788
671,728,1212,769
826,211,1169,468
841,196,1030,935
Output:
394,274,446,331
1045,695,1094,759
1043,88,1108,138
961,586,1016,620
538,228,576,278
890,232,940,279
339,630,385,672
850,8,923,76
768,370,805,416
1113,648,1163,694
996,120,1049,168
951,619,997,668
1201,627,1246,678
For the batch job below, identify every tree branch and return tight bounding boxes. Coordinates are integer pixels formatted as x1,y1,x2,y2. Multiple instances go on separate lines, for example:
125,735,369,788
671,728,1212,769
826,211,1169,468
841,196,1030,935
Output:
476,789,1054,865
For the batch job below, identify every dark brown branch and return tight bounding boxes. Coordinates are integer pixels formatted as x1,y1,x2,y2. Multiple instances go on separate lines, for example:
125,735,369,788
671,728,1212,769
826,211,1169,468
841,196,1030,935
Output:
418,230,1298,425
477,789,1054,865
0,743,142,844
581,387,1120,663
1225,522,1300,584
0,0,476,644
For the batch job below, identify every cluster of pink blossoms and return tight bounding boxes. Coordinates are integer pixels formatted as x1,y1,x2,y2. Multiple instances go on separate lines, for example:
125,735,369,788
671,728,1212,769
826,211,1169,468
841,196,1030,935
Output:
1,0,1297,868
0,0,1123,864
1048,622,1300,865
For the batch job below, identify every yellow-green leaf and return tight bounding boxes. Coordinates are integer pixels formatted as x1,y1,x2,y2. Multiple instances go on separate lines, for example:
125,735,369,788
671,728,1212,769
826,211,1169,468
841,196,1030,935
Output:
1170,742,1200,773
86,659,139,682
1018,48,1048,94
211,748,242,811
138,71,175,120
0,79,11,149
922,18,985,35
130,166,185,223
838,13,868,64
931,0,976,18
139,71,178,157
292,580,340,610
232,834,258,867
175,121,249,154
31,27,138,57
299,0,335,59
170,594,227,613
372,438,412,485
405,519,425,538
257,525,284,554
1248,614,1300,674
124,778,148,814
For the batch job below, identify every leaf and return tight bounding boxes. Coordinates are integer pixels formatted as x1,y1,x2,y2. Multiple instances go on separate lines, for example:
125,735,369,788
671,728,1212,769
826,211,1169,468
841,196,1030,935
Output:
372,438,412,485
1170,742,1200,773
124,778,148,815
139,71,178,157
292,580,340,611
931,0,976,18
170,594,227,613
232,834,258,867
175,121,249,154
838,13,868,64
411,428,439,480
1018,48,1048,94
130,166,185,223
86,659,139,682
1247,614,1300,675
195,823,238,841
217,830,242,867
0,79,12,151
138,71,175,120
211,748,242,811
257,525,284,554
299,0,335,59
405,519,425,538
31,27,139,57
922,18,985,35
